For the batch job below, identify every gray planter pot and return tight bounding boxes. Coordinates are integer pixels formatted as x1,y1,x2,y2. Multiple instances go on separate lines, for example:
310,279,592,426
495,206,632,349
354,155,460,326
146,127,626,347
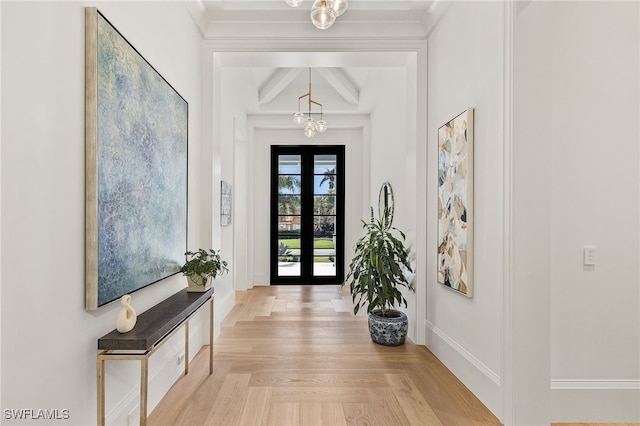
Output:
368,309,408,346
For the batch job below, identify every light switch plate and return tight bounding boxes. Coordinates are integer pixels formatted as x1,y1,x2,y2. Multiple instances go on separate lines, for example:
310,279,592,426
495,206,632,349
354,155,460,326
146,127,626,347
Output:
583,246,596,266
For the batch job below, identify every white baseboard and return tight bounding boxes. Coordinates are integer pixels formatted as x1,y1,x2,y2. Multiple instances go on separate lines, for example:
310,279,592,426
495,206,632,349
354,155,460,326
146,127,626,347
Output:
424,320,502,420
551,379,640,390
423,318,640,423
550,384,640,422
214,288,235,338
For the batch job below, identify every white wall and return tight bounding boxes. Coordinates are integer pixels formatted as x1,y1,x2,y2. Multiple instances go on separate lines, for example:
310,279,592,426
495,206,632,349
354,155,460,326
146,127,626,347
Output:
429,2,640,423
514,1,640,422
369,68,408,208
511,1,553,423
218,67,249,292
206,57,238,334
368,65,422,341
1,2,213,425
425,2,503,415
426,0,505,417
477,1,640,423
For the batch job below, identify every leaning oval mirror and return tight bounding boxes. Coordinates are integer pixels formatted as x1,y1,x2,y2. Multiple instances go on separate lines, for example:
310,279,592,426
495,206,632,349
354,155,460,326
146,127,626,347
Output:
378,182,394,228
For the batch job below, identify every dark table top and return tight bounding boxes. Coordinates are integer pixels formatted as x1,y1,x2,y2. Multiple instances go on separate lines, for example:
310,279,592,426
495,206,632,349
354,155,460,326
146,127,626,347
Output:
98,288,214,351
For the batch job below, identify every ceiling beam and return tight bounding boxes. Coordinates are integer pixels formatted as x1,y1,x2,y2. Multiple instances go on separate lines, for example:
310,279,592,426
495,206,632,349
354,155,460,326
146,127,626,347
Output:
259,68,303,105
316,68,359,105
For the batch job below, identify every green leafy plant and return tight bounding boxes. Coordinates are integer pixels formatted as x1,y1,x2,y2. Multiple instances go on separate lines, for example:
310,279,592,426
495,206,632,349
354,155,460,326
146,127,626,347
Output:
180,249,229,287
278,242,293,262
345,207,414,317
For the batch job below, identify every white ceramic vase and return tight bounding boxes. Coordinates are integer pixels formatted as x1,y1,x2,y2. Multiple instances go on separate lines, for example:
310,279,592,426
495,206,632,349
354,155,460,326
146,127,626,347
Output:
116,294,137,333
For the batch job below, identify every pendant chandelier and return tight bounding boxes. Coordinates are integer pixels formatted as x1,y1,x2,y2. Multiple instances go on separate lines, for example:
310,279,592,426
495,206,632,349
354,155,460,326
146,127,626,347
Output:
293,68,327,138
285,0,348,30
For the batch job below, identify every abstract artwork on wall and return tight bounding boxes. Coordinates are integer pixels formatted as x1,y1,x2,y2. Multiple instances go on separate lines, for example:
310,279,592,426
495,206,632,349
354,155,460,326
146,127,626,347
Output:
437,107,474,297
221,181,232,226
85,8,188,310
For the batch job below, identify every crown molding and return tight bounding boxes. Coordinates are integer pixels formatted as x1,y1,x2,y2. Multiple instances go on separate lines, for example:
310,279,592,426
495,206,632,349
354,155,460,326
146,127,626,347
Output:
202,20,427,40
183,0,209,37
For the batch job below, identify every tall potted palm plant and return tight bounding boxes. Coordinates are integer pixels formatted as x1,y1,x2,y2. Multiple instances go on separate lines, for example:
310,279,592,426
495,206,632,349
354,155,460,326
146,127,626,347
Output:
345,207,414,346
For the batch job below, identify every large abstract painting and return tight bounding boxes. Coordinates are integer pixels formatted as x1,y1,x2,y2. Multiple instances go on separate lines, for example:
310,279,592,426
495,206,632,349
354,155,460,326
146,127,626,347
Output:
437,108,474,297
85,8,188,310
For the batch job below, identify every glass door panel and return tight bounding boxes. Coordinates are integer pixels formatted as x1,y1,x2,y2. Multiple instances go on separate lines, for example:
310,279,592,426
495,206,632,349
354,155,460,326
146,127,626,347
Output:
313,195,335,214
276,155,301,278
271,147,344,284
313,154,337,278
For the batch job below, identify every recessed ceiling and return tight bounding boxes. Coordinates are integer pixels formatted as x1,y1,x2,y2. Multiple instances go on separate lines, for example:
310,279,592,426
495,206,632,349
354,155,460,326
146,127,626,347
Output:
190,0,444,125
217,52,416,116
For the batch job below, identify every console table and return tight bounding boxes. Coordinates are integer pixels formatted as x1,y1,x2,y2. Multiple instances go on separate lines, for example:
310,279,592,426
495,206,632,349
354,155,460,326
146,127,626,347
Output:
97,288,214,426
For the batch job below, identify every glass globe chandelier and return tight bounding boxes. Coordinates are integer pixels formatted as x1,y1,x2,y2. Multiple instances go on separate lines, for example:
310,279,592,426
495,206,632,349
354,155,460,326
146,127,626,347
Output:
284,0,348,30
292,68,328,138
310,0,336,29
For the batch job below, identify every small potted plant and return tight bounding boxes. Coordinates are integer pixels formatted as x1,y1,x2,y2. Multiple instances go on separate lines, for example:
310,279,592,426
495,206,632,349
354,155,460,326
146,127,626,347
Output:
344,207,414,346
180,249,229,292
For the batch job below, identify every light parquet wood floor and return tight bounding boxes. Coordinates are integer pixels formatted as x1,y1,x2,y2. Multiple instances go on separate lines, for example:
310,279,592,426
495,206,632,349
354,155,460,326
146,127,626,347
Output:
149,285,503,426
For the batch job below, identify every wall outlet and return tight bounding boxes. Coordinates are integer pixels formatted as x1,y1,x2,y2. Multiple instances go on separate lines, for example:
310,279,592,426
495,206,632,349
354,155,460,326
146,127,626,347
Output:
178,352,185,365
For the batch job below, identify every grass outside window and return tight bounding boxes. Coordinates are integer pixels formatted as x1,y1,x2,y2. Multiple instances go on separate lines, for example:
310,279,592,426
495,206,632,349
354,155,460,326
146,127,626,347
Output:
278,238,334,250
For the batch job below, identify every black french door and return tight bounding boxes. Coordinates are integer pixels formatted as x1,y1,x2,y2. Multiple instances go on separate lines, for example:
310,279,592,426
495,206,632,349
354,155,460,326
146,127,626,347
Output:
270,145,345,284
